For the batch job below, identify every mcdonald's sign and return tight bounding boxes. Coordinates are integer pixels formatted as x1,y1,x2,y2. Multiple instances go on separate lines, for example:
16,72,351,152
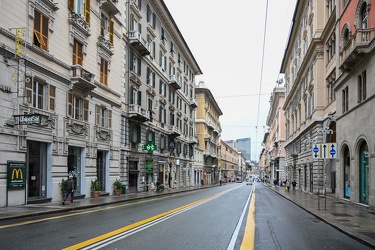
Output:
7,161,26,189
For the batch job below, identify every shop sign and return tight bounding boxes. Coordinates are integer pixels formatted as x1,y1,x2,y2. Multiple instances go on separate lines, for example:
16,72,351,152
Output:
14,114,41,125
144,141,157,153
7,160,26,189
146,160,153,173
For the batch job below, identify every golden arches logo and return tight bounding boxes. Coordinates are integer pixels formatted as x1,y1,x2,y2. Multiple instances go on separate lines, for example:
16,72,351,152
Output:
11,168,23,180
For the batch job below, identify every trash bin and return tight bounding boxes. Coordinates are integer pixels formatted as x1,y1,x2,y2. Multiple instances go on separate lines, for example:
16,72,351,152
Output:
121,184,126,194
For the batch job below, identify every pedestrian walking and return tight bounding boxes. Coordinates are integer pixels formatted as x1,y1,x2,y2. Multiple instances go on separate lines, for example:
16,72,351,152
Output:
62,175,74,205
285,180,290,192
292,180,297,191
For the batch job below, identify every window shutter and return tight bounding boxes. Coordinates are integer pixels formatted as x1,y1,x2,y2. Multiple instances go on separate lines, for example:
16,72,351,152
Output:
137,58,141,75
137,125,141,143
109,20,114,44
159,80,162,94
147,5,151,22
152,131,155,142
85,0,90,25
137,91,142,105
153,13,156,28
130,50,134,71
130,123,135,142
147,67,150,84
108,109,112,128
95,104,100,125
83,99,89,121
152,72,155,88
68,0,74,11
49,84,55,111
67,92,73,117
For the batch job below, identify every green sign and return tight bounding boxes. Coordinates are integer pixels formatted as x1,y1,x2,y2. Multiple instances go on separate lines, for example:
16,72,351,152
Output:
146,160,153,173
7,161,26,189
144,141,157,153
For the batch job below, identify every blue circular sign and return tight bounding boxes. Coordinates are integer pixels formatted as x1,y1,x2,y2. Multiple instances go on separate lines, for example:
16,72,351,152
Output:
313,147,319,153
330,149,336,155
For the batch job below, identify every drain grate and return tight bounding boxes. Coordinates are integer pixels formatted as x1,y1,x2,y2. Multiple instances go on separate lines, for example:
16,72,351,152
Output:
331,213,353,217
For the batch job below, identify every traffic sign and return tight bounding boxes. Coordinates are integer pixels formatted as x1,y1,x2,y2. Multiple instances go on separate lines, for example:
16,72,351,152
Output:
312,143,337,159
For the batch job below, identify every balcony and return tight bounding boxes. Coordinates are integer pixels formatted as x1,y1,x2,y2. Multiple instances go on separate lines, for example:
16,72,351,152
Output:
169,125,181,138
98,35,114,55
70,65,96,93
129,104,149,123
188,136,198,144
168,75,181,90
99,0,120,17
129,30,150,56
68,12,90,37
340,28,375,71
189,98,198,108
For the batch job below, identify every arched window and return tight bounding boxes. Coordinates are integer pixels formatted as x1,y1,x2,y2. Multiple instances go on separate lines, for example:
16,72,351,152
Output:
343,28,350,45
360,3,368,29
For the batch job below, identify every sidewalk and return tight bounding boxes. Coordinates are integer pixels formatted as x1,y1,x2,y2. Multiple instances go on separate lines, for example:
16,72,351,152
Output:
268,184,375,248
0,185,206,221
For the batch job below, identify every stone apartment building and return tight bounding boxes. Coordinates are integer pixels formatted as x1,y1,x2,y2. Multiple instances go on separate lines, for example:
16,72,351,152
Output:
274,0,374,209
195,81,222,185
335,0,375,208
220,140,242,183
0,0,202,207
280,0,337,194
266,87,286,183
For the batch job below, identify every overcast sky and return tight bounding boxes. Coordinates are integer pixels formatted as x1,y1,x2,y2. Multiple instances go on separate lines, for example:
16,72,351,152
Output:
163,0,297,161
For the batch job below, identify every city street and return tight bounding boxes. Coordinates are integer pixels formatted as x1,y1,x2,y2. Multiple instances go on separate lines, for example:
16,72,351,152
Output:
0,183,371,250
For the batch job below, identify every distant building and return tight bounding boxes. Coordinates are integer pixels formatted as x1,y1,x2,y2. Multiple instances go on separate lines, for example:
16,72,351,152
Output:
225,138,251,161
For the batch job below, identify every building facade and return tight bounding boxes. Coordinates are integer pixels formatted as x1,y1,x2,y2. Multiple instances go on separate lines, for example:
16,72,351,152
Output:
266,87,286,183
122,0,202,193
195,81,222,185
335,0,375,208
220,140,241,183
236,137,251,162
280,0,337,194
0,0,202,207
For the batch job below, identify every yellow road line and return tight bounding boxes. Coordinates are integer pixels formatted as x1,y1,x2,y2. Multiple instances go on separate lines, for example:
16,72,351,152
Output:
63,188,237,250
241,186,255,250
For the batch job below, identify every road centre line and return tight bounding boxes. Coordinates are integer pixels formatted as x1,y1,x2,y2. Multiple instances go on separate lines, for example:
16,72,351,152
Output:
0,191,201,230
241,186,256,250
227,185,254,250
64,187,240,250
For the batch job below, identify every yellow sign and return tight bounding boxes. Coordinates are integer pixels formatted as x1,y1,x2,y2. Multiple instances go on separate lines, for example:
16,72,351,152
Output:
7,161,26,189
12,168,23,179
15,28,25,57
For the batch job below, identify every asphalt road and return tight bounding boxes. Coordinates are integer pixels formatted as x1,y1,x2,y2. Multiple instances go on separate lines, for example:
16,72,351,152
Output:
254,183,371,250
0,183,371,250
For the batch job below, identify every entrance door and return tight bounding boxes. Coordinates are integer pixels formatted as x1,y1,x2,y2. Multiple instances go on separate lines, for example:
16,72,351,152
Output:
359,142,369,204
343,146,350,198
27,141,47,199
68,147,82,194
96,151,106,191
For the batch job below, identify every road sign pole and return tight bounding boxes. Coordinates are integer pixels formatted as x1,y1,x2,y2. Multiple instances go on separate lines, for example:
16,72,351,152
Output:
318,159,320,210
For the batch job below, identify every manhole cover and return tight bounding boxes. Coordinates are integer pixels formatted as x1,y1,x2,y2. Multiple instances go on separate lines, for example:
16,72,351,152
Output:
331,213,353,217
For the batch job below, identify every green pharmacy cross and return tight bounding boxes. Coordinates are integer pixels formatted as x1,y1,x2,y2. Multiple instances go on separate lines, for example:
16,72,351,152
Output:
144,141,157,153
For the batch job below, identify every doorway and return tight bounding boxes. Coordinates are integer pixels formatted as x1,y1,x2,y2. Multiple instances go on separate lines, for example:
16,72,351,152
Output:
96,151,107,191
27,141,47,199
359,142,369,204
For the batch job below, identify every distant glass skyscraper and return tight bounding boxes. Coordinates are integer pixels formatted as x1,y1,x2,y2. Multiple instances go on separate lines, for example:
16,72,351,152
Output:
224,138,251,161
236,138,251,161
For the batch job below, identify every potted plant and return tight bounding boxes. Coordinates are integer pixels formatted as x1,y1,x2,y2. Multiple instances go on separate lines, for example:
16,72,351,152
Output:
113,179,122,196
60,178,67,195
60,178,72,201
91,178,101,198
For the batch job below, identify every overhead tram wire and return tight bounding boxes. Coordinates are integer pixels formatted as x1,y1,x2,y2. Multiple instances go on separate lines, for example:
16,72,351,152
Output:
255,0,269,159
